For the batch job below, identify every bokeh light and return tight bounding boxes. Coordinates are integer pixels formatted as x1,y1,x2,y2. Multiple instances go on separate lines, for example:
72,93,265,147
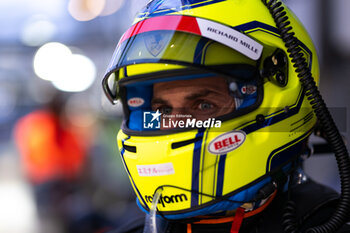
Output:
68,0,105,21
33,42,72,81
0,181,38,233
20,15,57,47
51,54,96,92
100,0,125,16
33,42,96,92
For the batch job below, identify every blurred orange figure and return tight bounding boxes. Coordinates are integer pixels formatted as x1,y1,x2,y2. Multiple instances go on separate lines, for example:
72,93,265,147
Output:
14,109,87,184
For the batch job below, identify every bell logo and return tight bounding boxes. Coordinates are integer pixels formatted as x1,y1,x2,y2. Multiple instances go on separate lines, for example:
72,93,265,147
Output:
208,131,246,154
214,135,241,150
128,97,145,107
241,85,257,95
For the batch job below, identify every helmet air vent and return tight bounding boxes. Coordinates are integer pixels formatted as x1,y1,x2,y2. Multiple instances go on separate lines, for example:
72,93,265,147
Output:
123,144,137,153
171,137,203,149
262,49,288,87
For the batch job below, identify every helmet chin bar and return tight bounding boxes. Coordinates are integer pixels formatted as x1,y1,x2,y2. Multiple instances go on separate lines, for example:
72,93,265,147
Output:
141,181,278,233
141,179,278,222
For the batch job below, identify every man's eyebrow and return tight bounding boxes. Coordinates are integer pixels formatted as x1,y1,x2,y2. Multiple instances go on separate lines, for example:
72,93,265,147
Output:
151,98,169,105
185,90,219,100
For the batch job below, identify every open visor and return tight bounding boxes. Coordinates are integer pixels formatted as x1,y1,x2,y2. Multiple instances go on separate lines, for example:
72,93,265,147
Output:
102,15,264,133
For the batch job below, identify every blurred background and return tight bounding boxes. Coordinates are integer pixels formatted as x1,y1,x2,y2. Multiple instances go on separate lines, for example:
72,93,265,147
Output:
0,0,349,232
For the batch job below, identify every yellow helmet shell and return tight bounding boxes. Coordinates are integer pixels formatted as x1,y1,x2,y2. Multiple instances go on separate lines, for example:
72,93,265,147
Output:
108,0,320,219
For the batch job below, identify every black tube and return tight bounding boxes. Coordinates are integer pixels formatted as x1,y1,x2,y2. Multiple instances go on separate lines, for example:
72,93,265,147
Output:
262,0,350,232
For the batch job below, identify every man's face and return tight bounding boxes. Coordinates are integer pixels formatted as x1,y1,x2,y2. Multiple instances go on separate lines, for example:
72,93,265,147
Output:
152,77,235,124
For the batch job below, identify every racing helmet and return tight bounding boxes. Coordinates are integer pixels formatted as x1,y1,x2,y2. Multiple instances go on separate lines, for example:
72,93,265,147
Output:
102,0,320,219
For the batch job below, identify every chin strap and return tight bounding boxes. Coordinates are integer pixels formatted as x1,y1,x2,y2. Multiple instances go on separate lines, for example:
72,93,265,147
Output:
186,189,277,233
230,207,245,233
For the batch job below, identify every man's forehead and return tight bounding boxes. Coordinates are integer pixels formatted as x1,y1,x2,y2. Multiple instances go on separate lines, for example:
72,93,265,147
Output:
153,76,228,93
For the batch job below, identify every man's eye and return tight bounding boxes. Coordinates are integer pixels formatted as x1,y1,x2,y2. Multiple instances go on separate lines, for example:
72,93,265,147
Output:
158,106,172,114
198,102,214,110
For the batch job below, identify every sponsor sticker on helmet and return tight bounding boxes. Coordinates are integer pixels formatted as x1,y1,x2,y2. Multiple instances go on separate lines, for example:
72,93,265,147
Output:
137,162,175,176
144,193,188,208
208,131,246,154
128,97,145,107
196,18,263,60
241,85,257,95
144,31,171,57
